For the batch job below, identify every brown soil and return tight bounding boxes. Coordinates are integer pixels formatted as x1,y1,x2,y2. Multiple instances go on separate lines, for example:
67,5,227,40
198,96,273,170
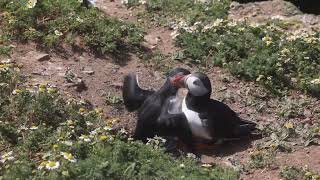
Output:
6,0,320,179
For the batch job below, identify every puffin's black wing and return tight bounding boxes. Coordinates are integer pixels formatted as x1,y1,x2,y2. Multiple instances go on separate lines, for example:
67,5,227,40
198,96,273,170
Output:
122,73,154,112
207,99,257,138
157,97,194,147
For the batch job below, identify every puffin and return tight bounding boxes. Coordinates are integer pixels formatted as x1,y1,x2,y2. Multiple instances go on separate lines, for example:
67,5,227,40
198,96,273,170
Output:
130,68,191,142
164,72,257,148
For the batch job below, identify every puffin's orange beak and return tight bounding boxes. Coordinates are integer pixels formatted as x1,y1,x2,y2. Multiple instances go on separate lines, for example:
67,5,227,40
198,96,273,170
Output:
171,74,186,88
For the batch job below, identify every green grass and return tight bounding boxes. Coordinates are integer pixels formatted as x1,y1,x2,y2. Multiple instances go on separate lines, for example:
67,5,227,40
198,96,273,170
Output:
175,20,320,95
0,0,143,55
127,0,320,96
129,0,231,26
0,63,239,179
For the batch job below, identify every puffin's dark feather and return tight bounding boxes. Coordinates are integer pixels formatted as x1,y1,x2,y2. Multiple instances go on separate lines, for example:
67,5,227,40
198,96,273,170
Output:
122,73,154,112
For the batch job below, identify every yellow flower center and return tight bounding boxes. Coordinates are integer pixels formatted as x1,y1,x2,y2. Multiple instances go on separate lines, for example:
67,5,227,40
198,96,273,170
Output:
284,122,294,129
47,161,56,167
99,135,108,141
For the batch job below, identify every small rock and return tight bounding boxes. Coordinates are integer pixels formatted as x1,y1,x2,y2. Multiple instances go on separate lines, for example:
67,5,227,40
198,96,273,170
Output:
230,2,241,9
201,155,216,164
36,53,50,62
32,71,42,75
111,83,123,89
304,109,312,118
65,79,87,92
78,56,86,61
83,70,94,75
111,69,118,73
144,34,161,49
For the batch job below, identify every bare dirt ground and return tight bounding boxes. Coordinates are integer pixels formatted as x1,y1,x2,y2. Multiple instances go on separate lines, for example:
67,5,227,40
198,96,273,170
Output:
8,0,320,179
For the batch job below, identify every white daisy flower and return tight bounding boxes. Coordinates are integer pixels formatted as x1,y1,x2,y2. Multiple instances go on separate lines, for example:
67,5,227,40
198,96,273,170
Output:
139,0,146,4
26,0,37,9
0,151,14,163
310,78,320,85
86,121,94,126
66,120,74,126
61,152,77,163
54,30,63,36
119,128,128,135
30,125,38,130
213,18,223,27
12,89,22,95
90,128,100,136
201,163,212,168
76,17,84,23
79,134,91,142
45,161,60,170
62,141,73,146
121,0,128,5
103,126,113,131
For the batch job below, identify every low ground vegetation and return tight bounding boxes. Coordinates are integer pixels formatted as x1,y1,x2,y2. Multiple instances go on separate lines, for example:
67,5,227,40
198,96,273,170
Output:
0,0,143,55
0,63,238,179
1,0,319,179
126,0,320,96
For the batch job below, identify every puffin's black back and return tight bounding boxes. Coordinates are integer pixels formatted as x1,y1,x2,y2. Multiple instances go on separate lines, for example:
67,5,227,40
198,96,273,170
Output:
195,98,257,139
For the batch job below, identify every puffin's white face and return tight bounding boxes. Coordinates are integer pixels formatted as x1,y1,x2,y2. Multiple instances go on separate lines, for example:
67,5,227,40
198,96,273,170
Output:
184,75,209,96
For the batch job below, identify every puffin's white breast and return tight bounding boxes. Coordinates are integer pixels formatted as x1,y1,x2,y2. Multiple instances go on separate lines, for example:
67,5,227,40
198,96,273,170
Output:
182,98,212,140
168,89,185,114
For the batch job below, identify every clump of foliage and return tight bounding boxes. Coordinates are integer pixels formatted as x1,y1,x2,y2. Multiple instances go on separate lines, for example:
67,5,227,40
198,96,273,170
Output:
0,0,143,55
175,19,320,95
125,0,231,26
0,63,238,179
234,0,267,3
0,32,13,56
0,45,12,57
248,149,276,169
280,166,304,180
280,166,320,180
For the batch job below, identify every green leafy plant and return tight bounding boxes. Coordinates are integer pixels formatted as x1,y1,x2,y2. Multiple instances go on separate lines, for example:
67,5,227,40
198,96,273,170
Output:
175,20,320,95
280,166,304,180
0,0,144,55
105,92,123,107
248,149,276,169
132,0,231,26
280,166,320,180
0,45,13,56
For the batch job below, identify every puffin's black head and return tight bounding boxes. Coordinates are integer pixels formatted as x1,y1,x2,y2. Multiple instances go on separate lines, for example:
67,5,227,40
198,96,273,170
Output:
172,72,212,97
164,68,190,94
167,68,190,78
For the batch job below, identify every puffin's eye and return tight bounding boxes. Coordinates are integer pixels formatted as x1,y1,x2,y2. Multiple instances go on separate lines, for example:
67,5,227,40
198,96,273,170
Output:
193,80,202,86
